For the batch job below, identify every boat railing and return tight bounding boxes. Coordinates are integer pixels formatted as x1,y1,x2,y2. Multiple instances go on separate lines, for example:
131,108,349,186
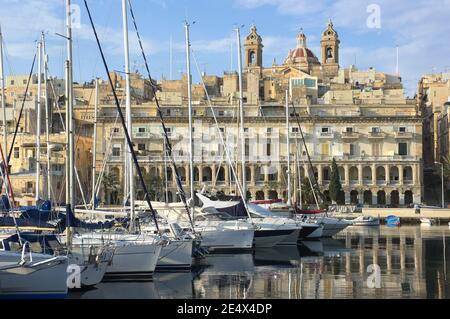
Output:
20,241,33,265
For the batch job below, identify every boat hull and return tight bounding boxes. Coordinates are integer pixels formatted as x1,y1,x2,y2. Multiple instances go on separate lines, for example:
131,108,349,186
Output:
156,239,193,272
254,229,295,248
199,228,254,252
104,243,162,279
277,228,301,246
0,253,68,299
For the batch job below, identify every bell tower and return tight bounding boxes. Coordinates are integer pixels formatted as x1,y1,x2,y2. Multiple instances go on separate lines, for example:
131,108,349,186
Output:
321,19,340,76
244,25,263,69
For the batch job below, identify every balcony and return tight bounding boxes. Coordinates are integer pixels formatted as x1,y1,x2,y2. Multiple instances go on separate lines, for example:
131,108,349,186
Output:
341,131,360,141
317,132,334,139
394,131,413,139
134,132,151,139
21,188,35,195
368,131,385,139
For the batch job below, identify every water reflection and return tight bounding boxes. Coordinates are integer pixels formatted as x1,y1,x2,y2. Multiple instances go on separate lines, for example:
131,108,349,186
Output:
69,226,450,299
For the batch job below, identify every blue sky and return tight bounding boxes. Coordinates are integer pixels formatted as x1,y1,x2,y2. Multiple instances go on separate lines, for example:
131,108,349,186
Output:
1,0,450,96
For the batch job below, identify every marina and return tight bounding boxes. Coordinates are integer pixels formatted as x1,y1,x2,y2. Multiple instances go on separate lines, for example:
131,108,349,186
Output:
0,0,449,303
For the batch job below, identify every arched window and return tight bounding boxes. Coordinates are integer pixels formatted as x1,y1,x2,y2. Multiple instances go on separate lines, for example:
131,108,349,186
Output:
326,47,333,59
250,51,256,65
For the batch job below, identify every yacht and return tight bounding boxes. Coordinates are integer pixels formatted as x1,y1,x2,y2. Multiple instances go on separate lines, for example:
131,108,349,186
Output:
0,242,68,298
139,201,255,252
195,194,299,247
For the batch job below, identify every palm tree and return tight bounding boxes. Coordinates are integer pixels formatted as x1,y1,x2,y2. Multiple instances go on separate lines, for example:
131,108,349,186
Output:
442,155,450,181
328,158,342,204
135,170,164,201
102,171,122,204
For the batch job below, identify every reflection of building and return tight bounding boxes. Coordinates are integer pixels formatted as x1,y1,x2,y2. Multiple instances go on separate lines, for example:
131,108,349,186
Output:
191,227,448,299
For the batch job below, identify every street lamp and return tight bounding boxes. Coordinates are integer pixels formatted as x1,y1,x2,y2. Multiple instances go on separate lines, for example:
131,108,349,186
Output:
435,161,445,208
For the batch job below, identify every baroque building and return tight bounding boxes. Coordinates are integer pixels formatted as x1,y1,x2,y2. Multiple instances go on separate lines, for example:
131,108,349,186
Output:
92,21,422,207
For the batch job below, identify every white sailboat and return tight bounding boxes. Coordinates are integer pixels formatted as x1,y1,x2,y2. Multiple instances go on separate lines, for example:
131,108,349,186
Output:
0,249,68,299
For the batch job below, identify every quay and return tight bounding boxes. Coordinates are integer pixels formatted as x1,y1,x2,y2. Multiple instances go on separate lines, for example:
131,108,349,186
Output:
332,208,450,224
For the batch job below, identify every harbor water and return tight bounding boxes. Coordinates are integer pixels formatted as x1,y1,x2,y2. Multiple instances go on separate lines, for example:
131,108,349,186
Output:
69,225,450,299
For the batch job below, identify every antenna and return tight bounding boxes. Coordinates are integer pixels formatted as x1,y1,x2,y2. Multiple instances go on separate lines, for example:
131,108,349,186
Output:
396,45,399,76
169,35,173,80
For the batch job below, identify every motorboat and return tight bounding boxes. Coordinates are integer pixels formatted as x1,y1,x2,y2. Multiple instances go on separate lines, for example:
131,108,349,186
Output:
139,201,255,252
196,193,298,248
346,215,380,226
385,215,401,226
297,214,351,237
420,218,436,225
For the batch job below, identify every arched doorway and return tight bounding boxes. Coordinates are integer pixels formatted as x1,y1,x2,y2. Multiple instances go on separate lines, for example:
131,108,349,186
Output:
350,190,359,205
202,167,212,182
349,167,358,183
256,190,264,200
390,190,399,207
377,190,386,205
363,190,372,205
404,190,413,206
268,190,278,200
193,167,199,182
337,190,345,205
217,167,225,182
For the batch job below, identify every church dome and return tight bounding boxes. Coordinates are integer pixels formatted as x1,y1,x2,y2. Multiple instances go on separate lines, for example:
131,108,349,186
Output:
284,30,319,65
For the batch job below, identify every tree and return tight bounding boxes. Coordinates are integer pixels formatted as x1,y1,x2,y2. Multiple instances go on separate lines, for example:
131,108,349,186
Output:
328,158,342,204
135,169,164,201
442,155,450,181
102,171,122,204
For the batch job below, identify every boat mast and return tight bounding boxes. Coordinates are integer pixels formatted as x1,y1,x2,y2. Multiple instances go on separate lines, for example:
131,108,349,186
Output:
236,27,246,200
185,22,194,217
285,90,292,206
92,78,98,208
35,39,42,203
65,0,74,248
122,0,135,231
0,26,8,195
163,139,169,203
42,32,51,201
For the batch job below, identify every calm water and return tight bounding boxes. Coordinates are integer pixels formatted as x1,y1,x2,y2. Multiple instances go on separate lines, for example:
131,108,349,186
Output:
69,225,450,299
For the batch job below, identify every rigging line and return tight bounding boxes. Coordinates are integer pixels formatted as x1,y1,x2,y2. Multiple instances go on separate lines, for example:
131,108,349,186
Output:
127,0,195,230
289,102,324,204
84,0,160,233
2,37,15,77
7,53,36,163
191,48,254,223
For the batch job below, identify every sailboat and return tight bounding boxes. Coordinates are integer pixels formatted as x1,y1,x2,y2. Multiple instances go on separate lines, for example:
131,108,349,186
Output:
0,246,68,299
134,20,254,253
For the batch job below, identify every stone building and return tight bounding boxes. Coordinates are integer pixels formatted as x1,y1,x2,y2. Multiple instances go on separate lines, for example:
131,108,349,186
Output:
93,21,423,207
418,72,450,166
